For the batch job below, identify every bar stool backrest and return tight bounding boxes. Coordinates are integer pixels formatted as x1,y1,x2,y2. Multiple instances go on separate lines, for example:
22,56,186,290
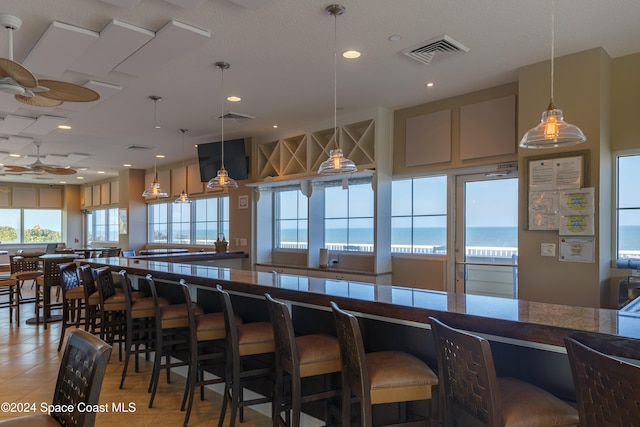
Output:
59,262,81,292
41,258,65,288
429,316,502,427
10,255,40,274
94,266,116,303
214,285,240,353
265,293,299,374
330,302,371,405
78,264,97,296
565,337,640,427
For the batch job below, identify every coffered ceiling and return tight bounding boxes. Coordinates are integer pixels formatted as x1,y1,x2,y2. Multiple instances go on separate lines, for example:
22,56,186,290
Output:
0,0,639,184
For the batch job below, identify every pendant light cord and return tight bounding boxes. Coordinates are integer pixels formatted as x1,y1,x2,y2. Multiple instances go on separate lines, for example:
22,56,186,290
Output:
220,66,226,170
550,0,555,105
333,10,338,150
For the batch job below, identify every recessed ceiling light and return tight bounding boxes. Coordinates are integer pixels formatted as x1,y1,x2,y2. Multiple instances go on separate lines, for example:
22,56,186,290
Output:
194,144,198,147
156,154,165,158
123,163,132,167
342,50,361,59
58,125,72,130
388,34,401,42
79,167,88,171
272,124,278,129
9,154,20,157
76,176,84,180
59,181,67,184
98,171,105,174
425,82,435,88
227,96,241,102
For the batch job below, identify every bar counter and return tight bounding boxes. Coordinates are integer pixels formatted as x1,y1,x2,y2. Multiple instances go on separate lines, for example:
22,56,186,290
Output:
85,257,638,348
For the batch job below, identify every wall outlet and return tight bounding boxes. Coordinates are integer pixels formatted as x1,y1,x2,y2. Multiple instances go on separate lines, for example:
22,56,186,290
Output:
239,238,247,247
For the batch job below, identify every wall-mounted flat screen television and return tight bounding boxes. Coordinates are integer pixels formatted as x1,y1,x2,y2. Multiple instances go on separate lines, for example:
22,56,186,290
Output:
197,138,249,182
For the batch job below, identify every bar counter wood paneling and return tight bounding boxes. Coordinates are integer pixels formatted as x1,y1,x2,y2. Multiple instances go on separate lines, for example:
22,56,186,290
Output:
83,257,638,348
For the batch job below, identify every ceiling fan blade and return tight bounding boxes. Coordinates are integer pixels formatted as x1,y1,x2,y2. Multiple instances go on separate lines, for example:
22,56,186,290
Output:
38,79,100,103
0,58,38,88
39,165,77,175
3,165,31,173
15,93,63,107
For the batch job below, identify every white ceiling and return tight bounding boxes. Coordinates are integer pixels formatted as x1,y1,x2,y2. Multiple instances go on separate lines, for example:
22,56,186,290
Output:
0,0,639,184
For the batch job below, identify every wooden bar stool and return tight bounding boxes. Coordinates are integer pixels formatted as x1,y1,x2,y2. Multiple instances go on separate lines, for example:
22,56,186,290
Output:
78,264,100,334
331,302,439,427
429,317,578,427
178,279,233,427
57,262,85,351
119,270,168,390
146,274,203,408
0,278,19,324
94,266,127,360
266,293,341,427
215,285,275,427
565,335,640,427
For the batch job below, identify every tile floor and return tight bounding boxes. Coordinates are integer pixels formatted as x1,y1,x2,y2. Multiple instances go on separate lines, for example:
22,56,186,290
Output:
0,285,272,427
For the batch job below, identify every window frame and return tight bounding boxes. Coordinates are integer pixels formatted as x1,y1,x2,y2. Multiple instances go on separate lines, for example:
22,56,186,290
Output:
274,188,308,250
391,175,448,255
0,208,63,244
146,195,229,246
615,150,640,261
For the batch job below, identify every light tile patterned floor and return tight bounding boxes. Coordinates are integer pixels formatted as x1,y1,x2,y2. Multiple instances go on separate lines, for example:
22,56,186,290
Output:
0,286,272,427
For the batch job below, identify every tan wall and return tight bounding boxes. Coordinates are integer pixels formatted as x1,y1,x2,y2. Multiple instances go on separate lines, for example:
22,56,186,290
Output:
517,48,611,308
611,52,640,151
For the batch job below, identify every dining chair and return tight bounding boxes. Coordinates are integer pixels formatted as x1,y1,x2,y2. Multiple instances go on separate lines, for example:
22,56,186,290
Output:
0,329,112,427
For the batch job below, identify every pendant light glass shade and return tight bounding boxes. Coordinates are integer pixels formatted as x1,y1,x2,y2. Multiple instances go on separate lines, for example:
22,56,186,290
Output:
318,148,357,174
175,129,191,203
318,4,357,175
519,0,586,149
519,101,586,149
207,62,238,191
142,173,168,198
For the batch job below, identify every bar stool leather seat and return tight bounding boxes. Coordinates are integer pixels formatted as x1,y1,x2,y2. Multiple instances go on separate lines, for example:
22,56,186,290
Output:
297,333,341,376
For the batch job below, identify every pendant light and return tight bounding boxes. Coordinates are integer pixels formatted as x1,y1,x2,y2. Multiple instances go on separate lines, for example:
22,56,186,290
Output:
207,62,238,191
142,95,168,198
175,128,191,203
519,0,586,149
318,4,357,175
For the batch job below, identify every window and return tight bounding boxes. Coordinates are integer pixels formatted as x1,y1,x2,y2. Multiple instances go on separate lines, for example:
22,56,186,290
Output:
0,208,62,244
391,176,447,254
617,154,640,259
147,196,229,246
87,208,119,243
275,189,308,249
194,197,229,244
325,182,374,252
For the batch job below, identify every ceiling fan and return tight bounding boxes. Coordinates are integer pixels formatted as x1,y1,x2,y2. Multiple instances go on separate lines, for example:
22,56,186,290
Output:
3,143,77,175
0,13,100,107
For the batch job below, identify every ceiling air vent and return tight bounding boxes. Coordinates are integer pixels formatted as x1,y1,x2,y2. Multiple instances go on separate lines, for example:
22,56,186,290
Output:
402,34,469,65
218,111,255,120
125,144,152,150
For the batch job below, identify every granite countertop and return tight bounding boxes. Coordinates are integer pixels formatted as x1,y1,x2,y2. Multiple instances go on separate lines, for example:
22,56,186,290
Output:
84,257,637,347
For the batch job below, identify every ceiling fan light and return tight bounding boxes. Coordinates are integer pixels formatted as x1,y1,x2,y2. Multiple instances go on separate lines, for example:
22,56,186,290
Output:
519,106,586,149
207,167,238,190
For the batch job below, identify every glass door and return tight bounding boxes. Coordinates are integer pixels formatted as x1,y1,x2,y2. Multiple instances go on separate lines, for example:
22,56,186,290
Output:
454,173,518,297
